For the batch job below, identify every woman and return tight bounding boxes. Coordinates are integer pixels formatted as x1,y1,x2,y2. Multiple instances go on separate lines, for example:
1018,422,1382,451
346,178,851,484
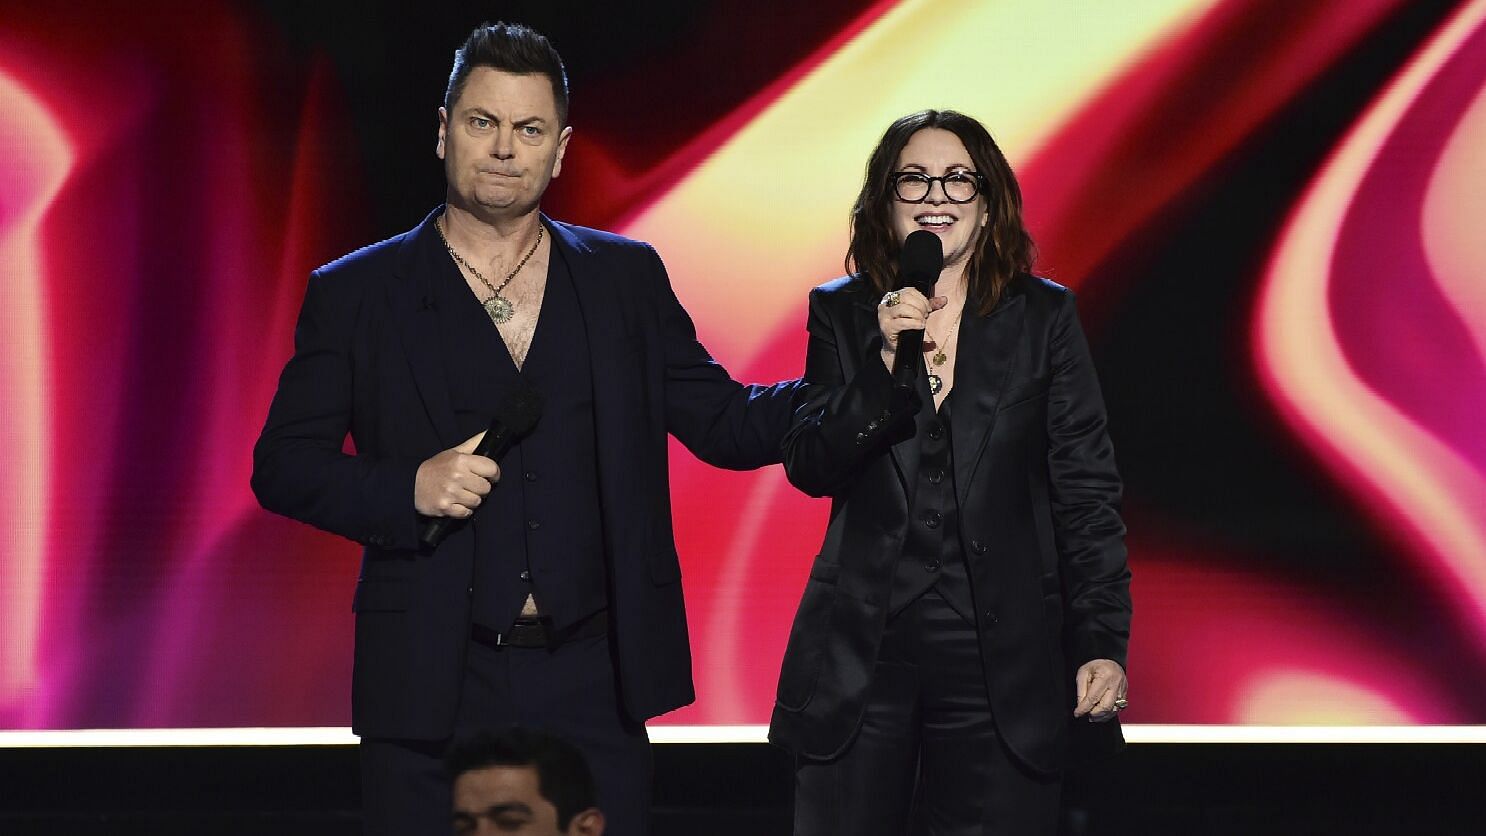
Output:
770,110,1132,835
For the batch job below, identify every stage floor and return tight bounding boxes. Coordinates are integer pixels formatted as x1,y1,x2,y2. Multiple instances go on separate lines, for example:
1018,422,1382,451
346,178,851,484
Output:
1,741,1480,834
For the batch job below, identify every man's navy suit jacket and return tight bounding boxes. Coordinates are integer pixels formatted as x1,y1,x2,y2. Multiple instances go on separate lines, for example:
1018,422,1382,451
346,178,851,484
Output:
252,208,800,739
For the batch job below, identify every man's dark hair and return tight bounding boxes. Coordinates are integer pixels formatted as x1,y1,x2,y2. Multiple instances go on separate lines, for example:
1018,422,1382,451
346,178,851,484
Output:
445,22,570,125
848,109,1035,316
447,726,598,827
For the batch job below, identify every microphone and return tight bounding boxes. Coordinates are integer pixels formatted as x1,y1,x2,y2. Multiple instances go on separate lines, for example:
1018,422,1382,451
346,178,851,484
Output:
419,386,543,549
890,230,944,393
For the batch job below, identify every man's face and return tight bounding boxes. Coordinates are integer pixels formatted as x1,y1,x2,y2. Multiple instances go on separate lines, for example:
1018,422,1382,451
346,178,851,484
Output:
438,67,572,220
452,765,603,836
888,127,989,271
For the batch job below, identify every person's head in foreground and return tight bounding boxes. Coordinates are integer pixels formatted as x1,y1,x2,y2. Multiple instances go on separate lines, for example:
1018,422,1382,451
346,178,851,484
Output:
448,726,604,836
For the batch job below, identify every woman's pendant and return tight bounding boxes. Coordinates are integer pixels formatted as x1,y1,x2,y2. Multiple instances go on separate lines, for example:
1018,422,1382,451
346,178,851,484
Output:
483,294,515,325
928,373,943,395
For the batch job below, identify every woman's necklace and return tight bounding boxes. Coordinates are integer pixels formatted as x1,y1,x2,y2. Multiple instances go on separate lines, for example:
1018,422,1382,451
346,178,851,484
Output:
925,307,964,396
435,215,543,325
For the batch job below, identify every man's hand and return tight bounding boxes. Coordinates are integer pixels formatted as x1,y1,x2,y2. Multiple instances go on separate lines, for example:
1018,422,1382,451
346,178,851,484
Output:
414,432,499,518
1073,659,1128,723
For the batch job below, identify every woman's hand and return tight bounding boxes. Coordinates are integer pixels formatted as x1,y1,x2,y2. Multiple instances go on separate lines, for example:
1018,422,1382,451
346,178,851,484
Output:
1073,659,1129,722
877,288,947,370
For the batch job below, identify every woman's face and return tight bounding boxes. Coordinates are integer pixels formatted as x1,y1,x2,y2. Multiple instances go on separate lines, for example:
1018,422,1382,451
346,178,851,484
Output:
889,128,989,271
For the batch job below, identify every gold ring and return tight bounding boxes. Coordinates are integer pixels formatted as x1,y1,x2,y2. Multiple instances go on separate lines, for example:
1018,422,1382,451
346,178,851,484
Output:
1113,698,1129,710
881,291,902,307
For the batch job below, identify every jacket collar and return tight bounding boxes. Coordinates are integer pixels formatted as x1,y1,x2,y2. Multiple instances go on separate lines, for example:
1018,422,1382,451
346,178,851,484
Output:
949,291,1026,506
847,274,1028,503
390,208,460,447
388,208,596,449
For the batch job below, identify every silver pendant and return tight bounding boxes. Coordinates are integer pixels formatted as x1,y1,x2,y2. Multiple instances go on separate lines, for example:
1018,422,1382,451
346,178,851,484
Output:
928,373,943,395
483,294,514,324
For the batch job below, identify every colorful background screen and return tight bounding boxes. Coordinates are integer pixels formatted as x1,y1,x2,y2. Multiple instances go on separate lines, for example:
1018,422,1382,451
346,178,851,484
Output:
3,0,1485,730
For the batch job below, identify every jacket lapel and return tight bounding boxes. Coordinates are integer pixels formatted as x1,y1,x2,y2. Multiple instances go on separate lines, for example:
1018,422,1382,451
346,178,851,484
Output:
554,218,655,559
847,296,914,499
548,217,626,410
390,209,460,448
950,290,1026,507
549,216,634,472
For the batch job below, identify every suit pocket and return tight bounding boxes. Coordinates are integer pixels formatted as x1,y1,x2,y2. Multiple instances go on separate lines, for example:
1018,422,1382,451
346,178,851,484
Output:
998,380,1050,411
775,578,836,712
808,557,840,585
352,578,411,613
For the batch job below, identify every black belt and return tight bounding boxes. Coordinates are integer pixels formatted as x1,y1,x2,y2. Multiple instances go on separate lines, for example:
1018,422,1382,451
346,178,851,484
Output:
471,609,608,650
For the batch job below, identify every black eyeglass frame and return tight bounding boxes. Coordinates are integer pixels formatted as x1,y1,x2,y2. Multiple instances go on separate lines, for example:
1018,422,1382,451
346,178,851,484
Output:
889,170,986,204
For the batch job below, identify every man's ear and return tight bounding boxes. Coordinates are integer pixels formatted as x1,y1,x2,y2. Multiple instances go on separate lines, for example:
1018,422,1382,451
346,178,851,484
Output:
569,807,605,835
436,106,449,159
551,125,574,179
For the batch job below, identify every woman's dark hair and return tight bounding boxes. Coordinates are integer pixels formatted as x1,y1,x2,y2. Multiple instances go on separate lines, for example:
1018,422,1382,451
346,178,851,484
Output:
447,726,597,828
445,22,570,125
847,110,1035,315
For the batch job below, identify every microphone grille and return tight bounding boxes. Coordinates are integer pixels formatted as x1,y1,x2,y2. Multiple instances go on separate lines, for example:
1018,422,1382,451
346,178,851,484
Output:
898,230,944,289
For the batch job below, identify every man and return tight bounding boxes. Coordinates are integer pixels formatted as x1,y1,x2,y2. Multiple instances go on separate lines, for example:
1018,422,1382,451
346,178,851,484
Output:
449,727,605,836
251,22,801,836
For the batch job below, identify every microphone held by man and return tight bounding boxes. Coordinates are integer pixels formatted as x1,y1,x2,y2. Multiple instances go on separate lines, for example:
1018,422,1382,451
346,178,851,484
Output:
418,385,543,549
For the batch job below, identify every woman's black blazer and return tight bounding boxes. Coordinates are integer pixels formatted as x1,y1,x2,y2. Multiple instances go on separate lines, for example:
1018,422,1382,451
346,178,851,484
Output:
769,273,1132,774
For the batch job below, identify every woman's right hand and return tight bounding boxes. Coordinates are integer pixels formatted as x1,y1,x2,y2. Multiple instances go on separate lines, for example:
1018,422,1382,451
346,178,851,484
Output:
877,288,947,369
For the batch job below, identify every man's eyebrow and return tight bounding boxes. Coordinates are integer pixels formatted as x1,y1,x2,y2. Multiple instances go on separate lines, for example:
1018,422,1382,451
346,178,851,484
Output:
484,802,534,816
458,109,549,127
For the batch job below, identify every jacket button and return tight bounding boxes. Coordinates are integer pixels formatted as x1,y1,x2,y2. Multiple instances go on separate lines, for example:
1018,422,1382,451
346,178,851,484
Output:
927,468,944,484
855,432,867,445
982,610,998,625
923,510,942,529
927,423,944,441
971,539,988,554
519,570,532,582
925,560,941,572
527,519,541,531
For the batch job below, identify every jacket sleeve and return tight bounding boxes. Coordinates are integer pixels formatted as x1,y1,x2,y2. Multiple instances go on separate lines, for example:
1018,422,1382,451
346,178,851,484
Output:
1047,292,1132,669
649,246,810,470
782,287,918,497
250,271,423,551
